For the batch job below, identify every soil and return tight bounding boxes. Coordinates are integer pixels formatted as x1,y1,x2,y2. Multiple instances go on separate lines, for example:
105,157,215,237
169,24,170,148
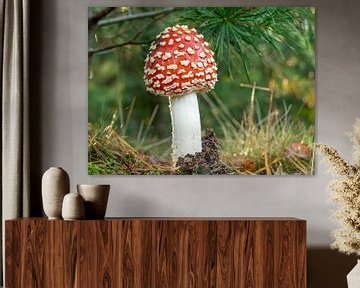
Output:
176,129,231,175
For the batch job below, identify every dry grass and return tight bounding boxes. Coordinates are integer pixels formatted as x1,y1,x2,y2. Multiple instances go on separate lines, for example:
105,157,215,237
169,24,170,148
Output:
88,123,175,175
203,83,315,175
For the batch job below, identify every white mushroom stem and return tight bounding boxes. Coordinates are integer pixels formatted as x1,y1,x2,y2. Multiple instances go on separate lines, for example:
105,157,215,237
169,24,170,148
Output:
169,92,202,163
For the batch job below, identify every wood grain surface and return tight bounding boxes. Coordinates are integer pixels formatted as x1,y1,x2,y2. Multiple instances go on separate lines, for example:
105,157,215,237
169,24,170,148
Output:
5,218,306,288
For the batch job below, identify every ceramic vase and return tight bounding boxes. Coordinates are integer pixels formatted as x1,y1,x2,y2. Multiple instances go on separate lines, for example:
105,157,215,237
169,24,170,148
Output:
347,260,360,288
62,192,85,220
42,167,70,219
77,184,110,219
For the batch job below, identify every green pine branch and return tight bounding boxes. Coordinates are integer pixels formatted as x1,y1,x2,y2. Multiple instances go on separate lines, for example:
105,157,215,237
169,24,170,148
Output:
177,7,314,81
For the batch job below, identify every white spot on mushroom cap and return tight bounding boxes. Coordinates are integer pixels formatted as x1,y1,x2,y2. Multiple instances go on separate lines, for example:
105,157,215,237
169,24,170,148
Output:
164,82,179,92
185,36,191,41
187,47,195,55
175,38,181,42
167,64,178,70
199,52,206,58
174,51,185,58
160,41,166,46
178,43,185,49
180,60,190,67
205,67,214,74
150,43,157,50
191,78,206,85
168,39,174,45
162,52,172,60
155,73,165,79
181,81,192,88
162,76,173,84
181,71,194,79
144,78,153,85
155,51,163,58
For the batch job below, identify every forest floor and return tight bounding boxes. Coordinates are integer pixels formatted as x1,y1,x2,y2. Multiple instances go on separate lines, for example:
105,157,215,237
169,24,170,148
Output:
88,116,315,176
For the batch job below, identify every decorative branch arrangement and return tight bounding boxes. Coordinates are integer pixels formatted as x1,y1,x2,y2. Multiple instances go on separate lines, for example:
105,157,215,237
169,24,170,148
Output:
316,118,360,255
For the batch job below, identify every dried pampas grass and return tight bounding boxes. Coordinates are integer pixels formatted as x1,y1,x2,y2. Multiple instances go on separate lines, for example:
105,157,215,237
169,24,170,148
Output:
316,118,360,256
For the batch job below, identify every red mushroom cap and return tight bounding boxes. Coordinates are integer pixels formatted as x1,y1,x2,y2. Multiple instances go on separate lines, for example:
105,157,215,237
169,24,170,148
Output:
144,25,218,97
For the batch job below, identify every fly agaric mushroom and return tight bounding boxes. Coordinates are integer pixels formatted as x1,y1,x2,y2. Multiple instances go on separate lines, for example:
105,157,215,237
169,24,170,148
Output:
144,25,218,163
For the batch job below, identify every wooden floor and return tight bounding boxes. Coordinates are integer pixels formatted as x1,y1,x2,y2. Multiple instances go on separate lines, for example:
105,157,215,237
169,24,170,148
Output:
5,218,306,287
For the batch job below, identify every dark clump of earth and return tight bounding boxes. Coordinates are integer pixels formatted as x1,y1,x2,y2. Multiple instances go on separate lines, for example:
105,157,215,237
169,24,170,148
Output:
176,129,232,175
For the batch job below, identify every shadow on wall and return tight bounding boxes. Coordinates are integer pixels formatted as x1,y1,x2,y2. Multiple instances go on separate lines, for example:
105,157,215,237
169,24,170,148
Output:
308,248,357,288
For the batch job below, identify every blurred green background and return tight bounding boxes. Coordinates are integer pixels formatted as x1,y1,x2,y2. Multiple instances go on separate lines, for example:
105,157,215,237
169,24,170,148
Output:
88,7,315,175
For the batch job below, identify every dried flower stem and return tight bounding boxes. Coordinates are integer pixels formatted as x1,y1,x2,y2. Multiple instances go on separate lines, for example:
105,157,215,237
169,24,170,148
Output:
316,118,360,256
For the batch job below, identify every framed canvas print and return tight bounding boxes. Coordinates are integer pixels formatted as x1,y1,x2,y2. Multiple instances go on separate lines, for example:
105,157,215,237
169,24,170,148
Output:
88,7,315,175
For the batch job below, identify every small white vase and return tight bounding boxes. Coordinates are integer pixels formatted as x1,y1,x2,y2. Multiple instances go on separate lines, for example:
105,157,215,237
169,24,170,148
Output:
42,167,70,219
77,184,110,219
62,192,85,220
347,260,360,288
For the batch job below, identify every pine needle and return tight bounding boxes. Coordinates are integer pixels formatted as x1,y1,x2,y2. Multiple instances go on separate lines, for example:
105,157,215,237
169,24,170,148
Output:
178,7,313,80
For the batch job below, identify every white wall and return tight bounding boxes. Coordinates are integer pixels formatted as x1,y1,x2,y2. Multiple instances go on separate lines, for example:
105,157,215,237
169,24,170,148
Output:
32,0,360,247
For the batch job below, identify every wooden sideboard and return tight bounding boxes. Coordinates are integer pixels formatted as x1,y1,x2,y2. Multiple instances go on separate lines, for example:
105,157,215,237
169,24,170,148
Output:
5,218,306,287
